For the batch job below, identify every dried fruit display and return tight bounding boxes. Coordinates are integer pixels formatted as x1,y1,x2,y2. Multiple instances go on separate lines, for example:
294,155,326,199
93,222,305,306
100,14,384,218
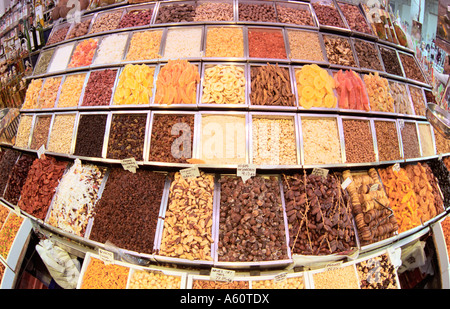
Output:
404,163,443,223
80,257,129,289
201,65,245,105
251,64,295,107
377,165,422,233
218,175,288,262
343,169,398,246
334,70,369,110
282,171,355,255
113,64,155,105
295,64,336,109
363,72,394,113
154,59,200,105
68,38,98,68
0,213,24,259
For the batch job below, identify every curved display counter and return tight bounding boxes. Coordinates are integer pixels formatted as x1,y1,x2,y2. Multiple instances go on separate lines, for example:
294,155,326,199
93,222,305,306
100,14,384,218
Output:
0,0,450,289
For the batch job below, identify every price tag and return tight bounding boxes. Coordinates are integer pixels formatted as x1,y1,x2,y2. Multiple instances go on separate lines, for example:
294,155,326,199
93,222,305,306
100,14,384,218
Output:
369,183,379,191
393,163,400,172
324,261,343,272
311,168,329,178
398,119,404,130
98,248,115,264
237,164,256,182
180,165,200,179
210,267,235,283
439,153,443,161
274,272,287,283
37,145,45,158
121,158,138,173
13,205,21,216
341,177,352,190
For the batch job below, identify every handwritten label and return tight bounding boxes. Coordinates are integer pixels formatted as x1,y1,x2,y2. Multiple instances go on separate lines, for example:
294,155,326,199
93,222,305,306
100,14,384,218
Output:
180,165,200,179
341,177,352,190
370,183,379,191
311,168,329,178
237,164,256,182
324,261,343,272
210,267,235,283
274,272,287,283
398,119,404,130
98,248,115,264
37,145,45,158
121,158,138,173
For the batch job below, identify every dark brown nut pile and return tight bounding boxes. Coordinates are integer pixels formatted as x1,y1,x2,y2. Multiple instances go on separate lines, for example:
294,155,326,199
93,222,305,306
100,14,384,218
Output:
149,114,194,163
155,4,195,23
118,9,153,29
238,3,277,22
374,121,401,161
425,159,450,208
379,47,403,76
338,3,372,34
282,172,355,255
342,119,375,163
399,53,425,83
89,168,166,254
424,89,436,104
0,149,21,195
74,114,107,158
353,40,383,71
89,10,123,34
30,115,52,150
250,64,295,106
343,169,398,246
323,35,356,67
66,18,92,39
18,155,68,220
218,175,288,262
106,114,147,161
81,69,117,107
312,3,345,28
3,153,35,205
400,122,420,159
357,254,398,289
276,5,314,26
46,25,70,45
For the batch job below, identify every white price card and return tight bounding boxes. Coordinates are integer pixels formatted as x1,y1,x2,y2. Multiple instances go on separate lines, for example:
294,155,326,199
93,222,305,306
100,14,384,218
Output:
13,205,21,216
324,261,343,272
98,248,115,264
237,164,256,182
398,119,404,130
37,145,45,158
274,272,287,283
180,165,200,179
121,158,138,173
341,177,352,190
311,168,329,178
210,267,235,283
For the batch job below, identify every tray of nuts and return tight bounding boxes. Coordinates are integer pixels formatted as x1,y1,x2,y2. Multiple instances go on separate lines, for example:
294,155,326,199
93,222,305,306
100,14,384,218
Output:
340,116,378,165
116,3,156,31
322,33,359,71
199,62,248,110
154,1,199,26
154,171,216,266
65,14,94,42
249,112,301,167
336,1,376,40
355,249,401,289
275,1,318,29
237,0,279,26
87,8,125,36
249,269,309,289
194,0,235,23
397,50,430,87
310,0,350,34
352,38,385,74
214,174,292,269
46,111,79,157
127,265,188,289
